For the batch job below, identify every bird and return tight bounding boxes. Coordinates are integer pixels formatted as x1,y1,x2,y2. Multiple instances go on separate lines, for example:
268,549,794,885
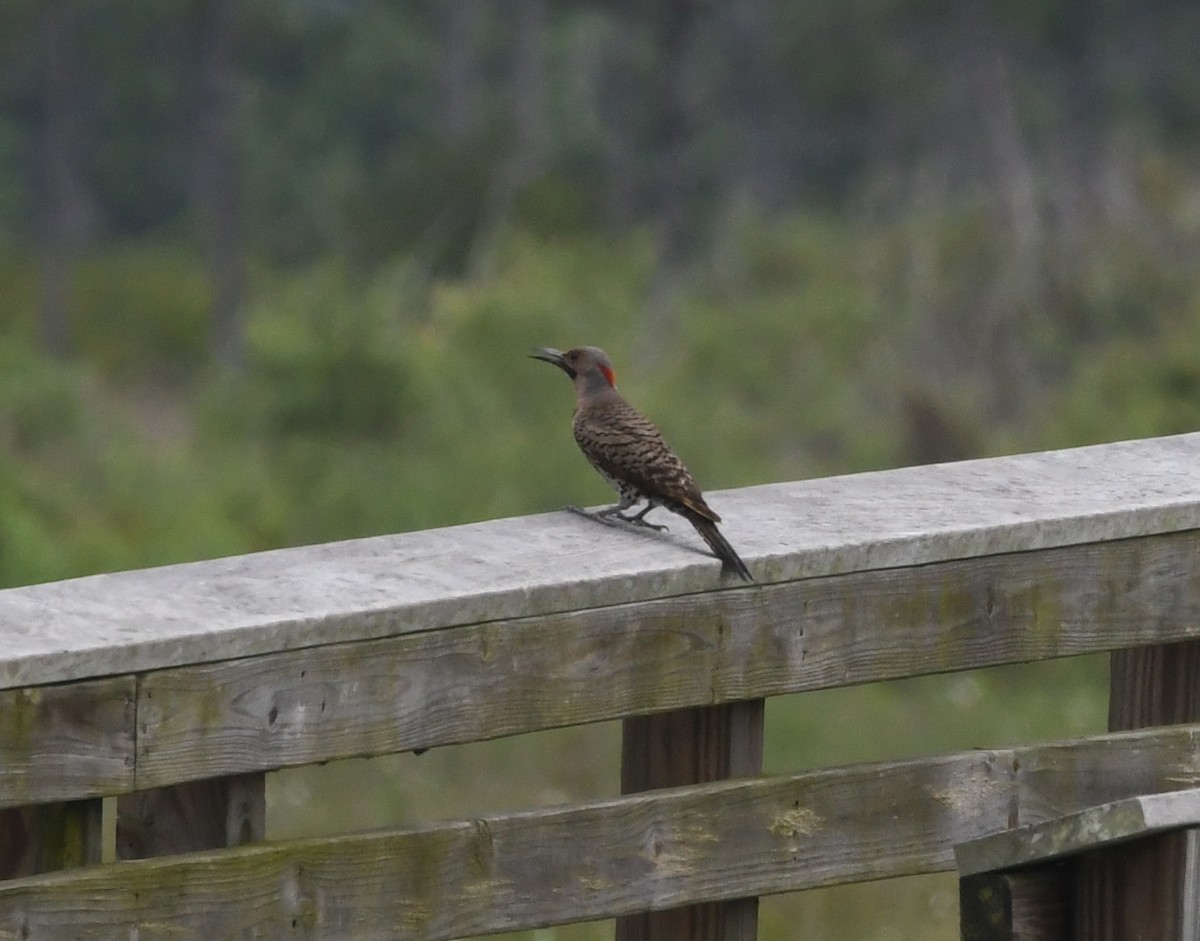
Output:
530,345,753,582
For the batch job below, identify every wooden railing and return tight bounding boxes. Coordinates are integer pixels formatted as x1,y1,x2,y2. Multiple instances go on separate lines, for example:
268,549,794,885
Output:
2,432,1200,940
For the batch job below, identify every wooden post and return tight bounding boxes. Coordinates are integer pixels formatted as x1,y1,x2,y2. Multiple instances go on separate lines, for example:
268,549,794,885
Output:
1107,641,1200,730
116,774,264,859
1074,828,1200,940
959,869,1068,941
1073,640,1200,938
615,699,764,941
0,801,102,879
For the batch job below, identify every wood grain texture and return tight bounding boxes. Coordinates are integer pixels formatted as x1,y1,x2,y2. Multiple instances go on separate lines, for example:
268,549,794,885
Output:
0,801,102,881
1074,828,1200,941
132,532,1200,790
956,788,1200,875
0,677,134,809
116,774,264,860
1109,640,1200,729
3,726,1200,940
619,702,765,794
616,701,764,941
0,531,1196,804
1072,640,1200,941
2,433,1199,690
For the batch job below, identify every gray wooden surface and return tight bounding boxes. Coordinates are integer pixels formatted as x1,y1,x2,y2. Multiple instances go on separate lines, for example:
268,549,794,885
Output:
615,701,765,941
3,724,1200,941
130,531,1199,792
956,788,1200,876
2,528,1194,803
2,432,1199,690
0,679,133,805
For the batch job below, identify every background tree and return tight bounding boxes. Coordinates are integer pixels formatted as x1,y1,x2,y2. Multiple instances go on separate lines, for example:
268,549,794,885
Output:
35,0,93,359
193,0,245,370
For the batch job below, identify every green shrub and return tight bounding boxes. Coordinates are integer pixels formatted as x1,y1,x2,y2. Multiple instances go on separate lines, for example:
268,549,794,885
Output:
72,246,211,379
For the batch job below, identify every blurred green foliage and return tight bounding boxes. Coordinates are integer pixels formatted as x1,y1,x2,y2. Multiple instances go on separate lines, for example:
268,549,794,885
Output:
73,247,212,378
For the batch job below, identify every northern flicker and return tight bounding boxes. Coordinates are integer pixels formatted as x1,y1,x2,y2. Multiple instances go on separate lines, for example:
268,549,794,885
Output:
531,346,754,582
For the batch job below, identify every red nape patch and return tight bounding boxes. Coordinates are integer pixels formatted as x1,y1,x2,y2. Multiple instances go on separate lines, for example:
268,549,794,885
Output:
599,363,616,387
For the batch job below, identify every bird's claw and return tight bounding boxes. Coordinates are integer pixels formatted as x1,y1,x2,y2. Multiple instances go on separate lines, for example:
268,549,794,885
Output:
566,505,620,528
565,505,668,532
617,514,668,532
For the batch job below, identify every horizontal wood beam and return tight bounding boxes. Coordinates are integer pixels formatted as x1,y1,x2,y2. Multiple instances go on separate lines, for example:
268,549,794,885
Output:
3,725,1200,940
956,788,1200,876
2,433,1198,692
133,530,1200,790
3,531,1198,804
0,678,134,808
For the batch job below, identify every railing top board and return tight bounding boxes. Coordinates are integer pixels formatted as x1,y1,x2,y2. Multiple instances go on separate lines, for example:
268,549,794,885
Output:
1,433,1198,691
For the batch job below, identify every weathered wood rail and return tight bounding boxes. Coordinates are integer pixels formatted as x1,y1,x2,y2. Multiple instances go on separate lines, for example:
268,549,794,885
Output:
1,432,1200,940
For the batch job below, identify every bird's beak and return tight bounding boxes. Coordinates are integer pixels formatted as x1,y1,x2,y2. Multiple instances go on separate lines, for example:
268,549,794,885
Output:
529,347,575,379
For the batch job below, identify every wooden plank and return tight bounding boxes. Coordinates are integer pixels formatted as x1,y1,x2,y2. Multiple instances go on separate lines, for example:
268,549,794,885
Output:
0,678,135,809
116,774,264,859
959,869,1068,941
0,682,121,881
0,801,102,880
616,701,764,941
956,788,1200,875
1074,828,1200,941
1,434,1198,691
3,726,1200,940
0,532,1193,806
133,531,1200,790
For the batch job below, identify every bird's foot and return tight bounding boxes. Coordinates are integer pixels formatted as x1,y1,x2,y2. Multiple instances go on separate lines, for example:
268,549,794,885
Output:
566,505,622,528
565,505,669,532
613,513,668,532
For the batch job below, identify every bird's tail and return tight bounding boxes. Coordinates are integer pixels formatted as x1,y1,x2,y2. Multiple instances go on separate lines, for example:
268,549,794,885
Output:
687,513,754,582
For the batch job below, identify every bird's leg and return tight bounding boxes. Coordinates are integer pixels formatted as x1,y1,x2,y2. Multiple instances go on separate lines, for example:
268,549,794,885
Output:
566,497,668,532
593,492,638,520
600,498,668,532
618,502,669,532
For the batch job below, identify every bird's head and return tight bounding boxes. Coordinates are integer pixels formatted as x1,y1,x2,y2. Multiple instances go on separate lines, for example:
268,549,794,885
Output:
530,346,617,392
